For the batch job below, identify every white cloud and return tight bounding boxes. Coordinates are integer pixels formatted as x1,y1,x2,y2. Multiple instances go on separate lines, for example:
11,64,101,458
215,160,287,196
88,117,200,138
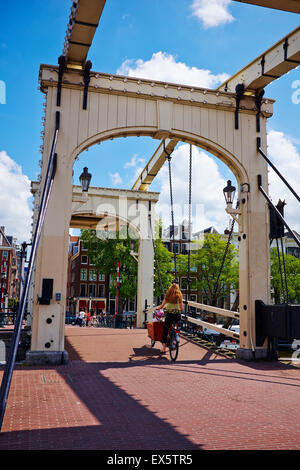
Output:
117,51,229,88
0,151,32,242
124,154,145,169
267,130,300,233
110,172,123,186
154,143,233,234
191,0,234,28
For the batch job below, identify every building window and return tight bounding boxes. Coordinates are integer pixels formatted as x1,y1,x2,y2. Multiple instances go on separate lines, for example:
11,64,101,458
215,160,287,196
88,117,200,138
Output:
81,255,88,264
181,277,197,290
80,284,86,297
98,284,104,297
98,273,105,281
81,241,87,251
173,243,179,254
89,284,96,297
287,247,300,259
181,244,187,254
89,269,97,281
80,269,87,281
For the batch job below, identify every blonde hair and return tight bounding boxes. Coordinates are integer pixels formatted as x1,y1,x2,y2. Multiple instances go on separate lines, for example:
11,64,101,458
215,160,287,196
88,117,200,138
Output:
165,282,183,304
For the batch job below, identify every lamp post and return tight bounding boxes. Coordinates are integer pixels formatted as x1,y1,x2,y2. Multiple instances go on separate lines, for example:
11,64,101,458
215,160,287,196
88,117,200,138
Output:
79,167,92,192
223,180,236,206
129,239,138,262
223,180,242,229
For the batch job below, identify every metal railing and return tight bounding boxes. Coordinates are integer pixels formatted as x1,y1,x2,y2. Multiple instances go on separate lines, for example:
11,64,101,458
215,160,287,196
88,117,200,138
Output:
146,300,240,341
0,111,60,432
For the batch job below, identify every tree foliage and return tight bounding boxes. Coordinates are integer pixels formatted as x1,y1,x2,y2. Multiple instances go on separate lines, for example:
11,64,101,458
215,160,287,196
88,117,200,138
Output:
153,237,173,297
194,234,238,306
270,248,300,304
80,227,137,312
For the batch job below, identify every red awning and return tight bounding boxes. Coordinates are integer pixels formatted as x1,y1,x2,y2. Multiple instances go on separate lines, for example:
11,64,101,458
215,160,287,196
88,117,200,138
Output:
79,300,87,309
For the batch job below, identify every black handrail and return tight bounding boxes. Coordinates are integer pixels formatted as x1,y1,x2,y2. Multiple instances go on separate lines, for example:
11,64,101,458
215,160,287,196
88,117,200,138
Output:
0,111,60,431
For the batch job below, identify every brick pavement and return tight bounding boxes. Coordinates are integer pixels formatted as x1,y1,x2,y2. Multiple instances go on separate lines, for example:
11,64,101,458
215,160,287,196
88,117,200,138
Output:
0,325,299,450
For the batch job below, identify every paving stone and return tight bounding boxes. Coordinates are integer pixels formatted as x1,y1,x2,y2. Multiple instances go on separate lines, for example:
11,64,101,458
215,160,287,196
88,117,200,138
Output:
0,326,299,450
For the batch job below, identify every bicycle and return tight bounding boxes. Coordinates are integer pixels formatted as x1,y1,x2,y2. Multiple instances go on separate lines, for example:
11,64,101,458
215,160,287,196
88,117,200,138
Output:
166,320,180,362
148,312,181,362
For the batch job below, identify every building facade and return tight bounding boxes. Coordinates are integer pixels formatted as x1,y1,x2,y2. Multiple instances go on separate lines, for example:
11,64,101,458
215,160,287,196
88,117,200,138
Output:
0,226,20,311
67,236,107,315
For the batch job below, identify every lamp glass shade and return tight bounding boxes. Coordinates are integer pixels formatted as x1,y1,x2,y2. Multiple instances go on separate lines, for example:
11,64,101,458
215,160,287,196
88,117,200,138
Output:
223,180,236,204
79,167,92,192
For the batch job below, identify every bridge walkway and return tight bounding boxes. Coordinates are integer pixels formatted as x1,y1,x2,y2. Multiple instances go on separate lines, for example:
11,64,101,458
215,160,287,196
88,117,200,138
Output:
0,326,299,450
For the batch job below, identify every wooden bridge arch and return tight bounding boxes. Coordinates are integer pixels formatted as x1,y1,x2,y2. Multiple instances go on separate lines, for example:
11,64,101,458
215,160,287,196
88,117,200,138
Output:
29,61,273,362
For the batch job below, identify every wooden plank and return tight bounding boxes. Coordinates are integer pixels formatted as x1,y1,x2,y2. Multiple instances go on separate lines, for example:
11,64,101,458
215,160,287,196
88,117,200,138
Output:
87,90,99,138
107,94,118,130
117,95,127,129
127,97,137,127
98,93,109,133
68,89,81,155
77,90,89,145
233,0,300,13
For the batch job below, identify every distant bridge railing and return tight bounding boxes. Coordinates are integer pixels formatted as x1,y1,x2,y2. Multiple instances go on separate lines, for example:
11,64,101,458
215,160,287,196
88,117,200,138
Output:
146,300,240,341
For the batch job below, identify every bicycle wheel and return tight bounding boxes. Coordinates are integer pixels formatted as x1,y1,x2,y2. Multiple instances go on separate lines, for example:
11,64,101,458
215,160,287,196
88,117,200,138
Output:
169,330,179,362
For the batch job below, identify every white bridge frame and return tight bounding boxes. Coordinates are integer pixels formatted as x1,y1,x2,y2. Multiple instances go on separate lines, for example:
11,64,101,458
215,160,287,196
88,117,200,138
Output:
27,0,300,364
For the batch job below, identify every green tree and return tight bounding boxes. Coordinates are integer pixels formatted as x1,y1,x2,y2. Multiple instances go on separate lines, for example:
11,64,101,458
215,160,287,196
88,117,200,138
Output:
270,248,300,304
153,237,173,297
195,234,238,307
80,227,138,313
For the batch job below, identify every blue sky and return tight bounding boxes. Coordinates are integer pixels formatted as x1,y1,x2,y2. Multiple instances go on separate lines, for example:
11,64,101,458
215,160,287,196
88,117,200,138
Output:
0,0,300,241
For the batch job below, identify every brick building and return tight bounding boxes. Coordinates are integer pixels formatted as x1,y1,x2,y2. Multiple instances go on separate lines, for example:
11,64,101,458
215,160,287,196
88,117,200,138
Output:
67,235,107,315
0,226,19,311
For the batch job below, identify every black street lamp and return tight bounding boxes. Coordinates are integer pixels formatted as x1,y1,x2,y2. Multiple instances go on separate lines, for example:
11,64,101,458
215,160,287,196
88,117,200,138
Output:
223,180,236,205
79,167,92,192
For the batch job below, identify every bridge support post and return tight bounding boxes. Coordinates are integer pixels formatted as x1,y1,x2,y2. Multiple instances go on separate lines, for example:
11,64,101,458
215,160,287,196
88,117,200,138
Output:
136,238,154,328
235,128,270,361
27,112,73,365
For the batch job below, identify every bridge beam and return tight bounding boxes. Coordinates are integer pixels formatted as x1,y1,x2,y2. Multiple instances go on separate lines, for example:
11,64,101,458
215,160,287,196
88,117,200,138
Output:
233,0,300,13
131,139,178,191
63,0,106,67
217,25,300,94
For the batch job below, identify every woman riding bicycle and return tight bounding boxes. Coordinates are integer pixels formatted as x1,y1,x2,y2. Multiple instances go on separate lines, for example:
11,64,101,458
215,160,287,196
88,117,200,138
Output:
157,279,183,354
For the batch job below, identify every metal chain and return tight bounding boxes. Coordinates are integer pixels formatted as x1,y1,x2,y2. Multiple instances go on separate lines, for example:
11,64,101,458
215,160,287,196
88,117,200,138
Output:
186,144,192,313
280,237,289,303
148,213,164,297
164,140,177,279
212,215,236,301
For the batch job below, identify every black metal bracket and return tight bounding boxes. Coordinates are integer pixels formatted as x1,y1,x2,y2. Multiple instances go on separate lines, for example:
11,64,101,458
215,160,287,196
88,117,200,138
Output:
260,55,280,80
56,55,66,107
82,60,92,110
234,83,245,130
283,38,300,65
163,140,172,160
255,300,300,347
255,89,265,133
